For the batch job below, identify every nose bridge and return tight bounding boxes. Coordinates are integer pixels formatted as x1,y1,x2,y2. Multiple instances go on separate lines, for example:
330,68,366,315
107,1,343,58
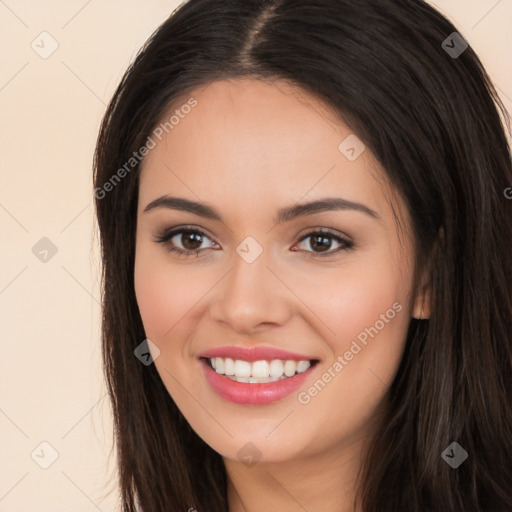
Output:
210,242,291,332
230,244,269,295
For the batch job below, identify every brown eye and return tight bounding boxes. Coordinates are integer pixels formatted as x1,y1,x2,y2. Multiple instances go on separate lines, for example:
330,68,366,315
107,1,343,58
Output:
177,231,205,251
294,229,354,256
154,227,217,257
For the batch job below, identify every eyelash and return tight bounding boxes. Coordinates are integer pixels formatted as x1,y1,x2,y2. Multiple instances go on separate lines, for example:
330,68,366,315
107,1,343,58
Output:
153,225,355,258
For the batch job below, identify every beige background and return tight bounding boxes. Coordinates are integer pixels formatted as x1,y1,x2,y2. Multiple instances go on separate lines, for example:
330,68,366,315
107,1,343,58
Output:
0,1,510,510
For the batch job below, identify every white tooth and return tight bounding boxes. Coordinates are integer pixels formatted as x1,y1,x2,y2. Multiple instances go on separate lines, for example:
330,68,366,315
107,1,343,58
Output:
256,376,276,383
234,359,252,378
283,360,297,377
236,376,249,383
252,360,270,378
224,357,235,375
296,360,311,373
215,357,225,374
211,358,217,370
248,377,258,383
269,359,284,378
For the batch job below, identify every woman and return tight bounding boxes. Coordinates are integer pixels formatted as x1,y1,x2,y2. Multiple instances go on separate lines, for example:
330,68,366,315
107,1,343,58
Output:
93,0,512,510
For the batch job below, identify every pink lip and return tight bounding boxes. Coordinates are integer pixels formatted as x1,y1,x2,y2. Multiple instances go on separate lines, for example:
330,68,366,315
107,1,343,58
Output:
199,345,317,362
199,358,318,405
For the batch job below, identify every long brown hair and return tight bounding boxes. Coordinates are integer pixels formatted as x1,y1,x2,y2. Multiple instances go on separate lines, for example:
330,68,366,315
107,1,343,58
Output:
93,1,512,510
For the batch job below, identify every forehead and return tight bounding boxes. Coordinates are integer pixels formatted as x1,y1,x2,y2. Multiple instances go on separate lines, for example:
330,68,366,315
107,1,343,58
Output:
138,78,396,223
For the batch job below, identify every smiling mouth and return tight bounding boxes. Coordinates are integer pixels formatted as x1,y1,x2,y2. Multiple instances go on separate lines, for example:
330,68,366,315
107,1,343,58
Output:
201,356,319,384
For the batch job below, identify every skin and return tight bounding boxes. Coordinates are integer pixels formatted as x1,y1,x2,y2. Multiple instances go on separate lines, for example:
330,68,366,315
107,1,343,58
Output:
134,78,430,512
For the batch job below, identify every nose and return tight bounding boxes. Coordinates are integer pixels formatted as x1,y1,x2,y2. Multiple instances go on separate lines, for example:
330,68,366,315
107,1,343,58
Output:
209,250,293,335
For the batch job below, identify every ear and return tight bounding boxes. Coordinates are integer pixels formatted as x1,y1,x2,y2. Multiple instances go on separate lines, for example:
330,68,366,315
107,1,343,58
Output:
412,274,432,319
412,228,442,320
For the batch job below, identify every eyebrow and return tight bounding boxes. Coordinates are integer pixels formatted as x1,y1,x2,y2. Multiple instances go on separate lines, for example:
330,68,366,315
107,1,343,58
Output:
143,195,381,223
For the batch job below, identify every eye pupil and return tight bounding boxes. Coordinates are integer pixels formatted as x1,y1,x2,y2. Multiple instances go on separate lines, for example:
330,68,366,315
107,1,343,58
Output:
310,235,332,252
182,232,203,250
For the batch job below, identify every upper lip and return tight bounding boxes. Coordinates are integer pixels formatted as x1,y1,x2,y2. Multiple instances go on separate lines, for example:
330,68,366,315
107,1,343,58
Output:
199,345,319,362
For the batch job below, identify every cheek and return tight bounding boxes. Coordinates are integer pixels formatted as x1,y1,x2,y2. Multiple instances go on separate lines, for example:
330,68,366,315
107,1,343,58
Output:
293,252,410,349
134,262,168,338
296,251,411,408
289,266,410,454
134,243,194,341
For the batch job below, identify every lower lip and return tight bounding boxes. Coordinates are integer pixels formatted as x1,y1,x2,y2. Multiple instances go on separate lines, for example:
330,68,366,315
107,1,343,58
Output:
200,359,316,405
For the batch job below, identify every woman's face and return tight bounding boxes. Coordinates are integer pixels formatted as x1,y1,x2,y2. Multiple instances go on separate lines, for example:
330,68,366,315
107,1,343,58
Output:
134,78,426,465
